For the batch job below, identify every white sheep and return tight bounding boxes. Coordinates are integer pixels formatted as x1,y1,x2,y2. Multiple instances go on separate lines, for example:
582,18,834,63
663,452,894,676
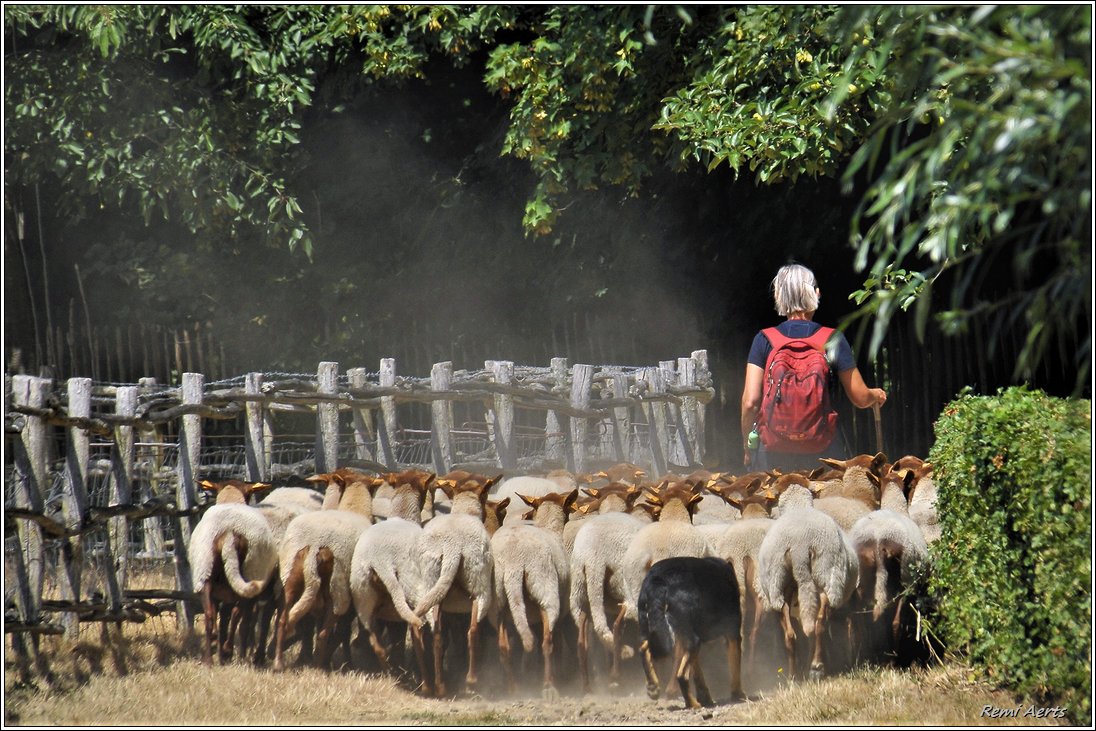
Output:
490,489,577,699
893,457,939,544
239,483,324,665
272,468,381,671
850,467,930,664
568,504,653,692
413,473,501,697
189,479,279,666
757,476,859,680
817,453,888,508
697,483,777,667
349,469,435,691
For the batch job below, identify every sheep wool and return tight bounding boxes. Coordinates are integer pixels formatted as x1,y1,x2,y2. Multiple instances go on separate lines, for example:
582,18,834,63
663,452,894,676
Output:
190,503,279,599
758,484,858,638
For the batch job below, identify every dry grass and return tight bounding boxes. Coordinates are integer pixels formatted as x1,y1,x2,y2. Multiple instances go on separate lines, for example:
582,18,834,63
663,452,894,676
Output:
4,619,1075,727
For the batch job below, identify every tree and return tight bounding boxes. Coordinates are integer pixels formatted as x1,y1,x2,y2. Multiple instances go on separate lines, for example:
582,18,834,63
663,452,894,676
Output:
5,5,1089,389
483,4,1092,391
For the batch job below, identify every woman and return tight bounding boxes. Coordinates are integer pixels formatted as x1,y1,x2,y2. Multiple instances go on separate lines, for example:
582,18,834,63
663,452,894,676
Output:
740,263,886,471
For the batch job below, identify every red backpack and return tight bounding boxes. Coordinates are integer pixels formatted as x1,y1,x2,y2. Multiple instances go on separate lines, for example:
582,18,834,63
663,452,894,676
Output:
757,326,838,453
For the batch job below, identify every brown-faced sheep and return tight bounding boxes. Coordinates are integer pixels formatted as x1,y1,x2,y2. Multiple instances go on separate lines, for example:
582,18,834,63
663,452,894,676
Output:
413,473,502,697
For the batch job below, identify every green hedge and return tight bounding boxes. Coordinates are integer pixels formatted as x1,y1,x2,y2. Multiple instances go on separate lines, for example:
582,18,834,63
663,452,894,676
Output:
929,386,1091,725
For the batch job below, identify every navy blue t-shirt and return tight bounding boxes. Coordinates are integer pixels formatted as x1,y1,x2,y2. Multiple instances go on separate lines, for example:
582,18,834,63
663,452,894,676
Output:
747,320,856,373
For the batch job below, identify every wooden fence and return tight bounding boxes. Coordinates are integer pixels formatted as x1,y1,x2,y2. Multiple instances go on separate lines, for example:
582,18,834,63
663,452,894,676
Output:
3,352,712,645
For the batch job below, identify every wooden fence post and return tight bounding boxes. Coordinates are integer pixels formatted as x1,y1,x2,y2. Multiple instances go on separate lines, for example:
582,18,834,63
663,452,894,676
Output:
377,358,398,469
244,373,269,482
430,361,454,475
691,349,709,463
659,360,687,468
676,356,700,468
544,357,572,470
107,385,137,608
607,368,630,463
59,377,92,639
570,364,594,473
347,367,376,465
137,377,166,558
488,360,515,470
315,362,340,473
10,375,51,627
640,367,668,477
173,372,203,626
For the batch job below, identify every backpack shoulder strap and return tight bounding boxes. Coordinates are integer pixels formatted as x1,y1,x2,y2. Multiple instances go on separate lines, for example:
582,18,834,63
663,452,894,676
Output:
762,327,791,351
804,326,835,351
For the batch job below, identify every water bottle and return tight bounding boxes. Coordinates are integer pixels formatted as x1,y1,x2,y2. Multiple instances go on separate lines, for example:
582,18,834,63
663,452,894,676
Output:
747,427,760,451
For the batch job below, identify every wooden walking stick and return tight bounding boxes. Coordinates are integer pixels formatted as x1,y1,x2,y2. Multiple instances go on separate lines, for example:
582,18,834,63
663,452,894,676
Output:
872,403,884,455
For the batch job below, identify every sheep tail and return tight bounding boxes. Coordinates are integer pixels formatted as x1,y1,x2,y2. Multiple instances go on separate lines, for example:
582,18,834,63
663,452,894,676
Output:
795,544,820,637
287,546,321,626
503,566,536,653
586,559,616,650
374,562,421,627
221,532,263,598
414,551,459,618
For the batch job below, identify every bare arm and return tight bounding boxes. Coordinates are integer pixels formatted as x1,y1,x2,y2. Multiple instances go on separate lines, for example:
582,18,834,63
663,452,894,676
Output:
740,363,764,465
837,367,887,409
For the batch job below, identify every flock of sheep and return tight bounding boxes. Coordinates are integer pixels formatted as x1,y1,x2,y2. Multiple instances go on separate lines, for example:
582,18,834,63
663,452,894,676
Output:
188,451,937,708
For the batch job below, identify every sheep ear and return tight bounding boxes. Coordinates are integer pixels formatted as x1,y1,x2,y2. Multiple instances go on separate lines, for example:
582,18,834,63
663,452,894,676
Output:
902,469,917,494
593,470,609,480
517,493,538,508
818,458,844,471
563,489,579,512
198,480,217,492
496,496,511,510
725,495,744,511
807,466,828,480
247,482,271,496
584,488,601,499
870,452,888,474
485,475,503,492
866,471,881,488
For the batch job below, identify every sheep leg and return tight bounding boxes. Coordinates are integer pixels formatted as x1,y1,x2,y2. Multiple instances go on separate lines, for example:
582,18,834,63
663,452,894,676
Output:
430,607,447,697
726,635,745,701
540,607,558,700
465,599,481,694
609,603,628,684
780,604,798,680
220,604,235,662
314,604,339,670
273,549,307,672
809,592,830,680
254,583,280,667
366,618,393,673
410,621,432,696
498,618,516,694
575,610,591,694
890,594,906,658
747,592,767,669
639,639,660,700
199,581,216,666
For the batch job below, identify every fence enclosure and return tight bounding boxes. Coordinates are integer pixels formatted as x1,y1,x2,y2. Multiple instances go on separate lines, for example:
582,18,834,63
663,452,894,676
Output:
4,352,712,643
